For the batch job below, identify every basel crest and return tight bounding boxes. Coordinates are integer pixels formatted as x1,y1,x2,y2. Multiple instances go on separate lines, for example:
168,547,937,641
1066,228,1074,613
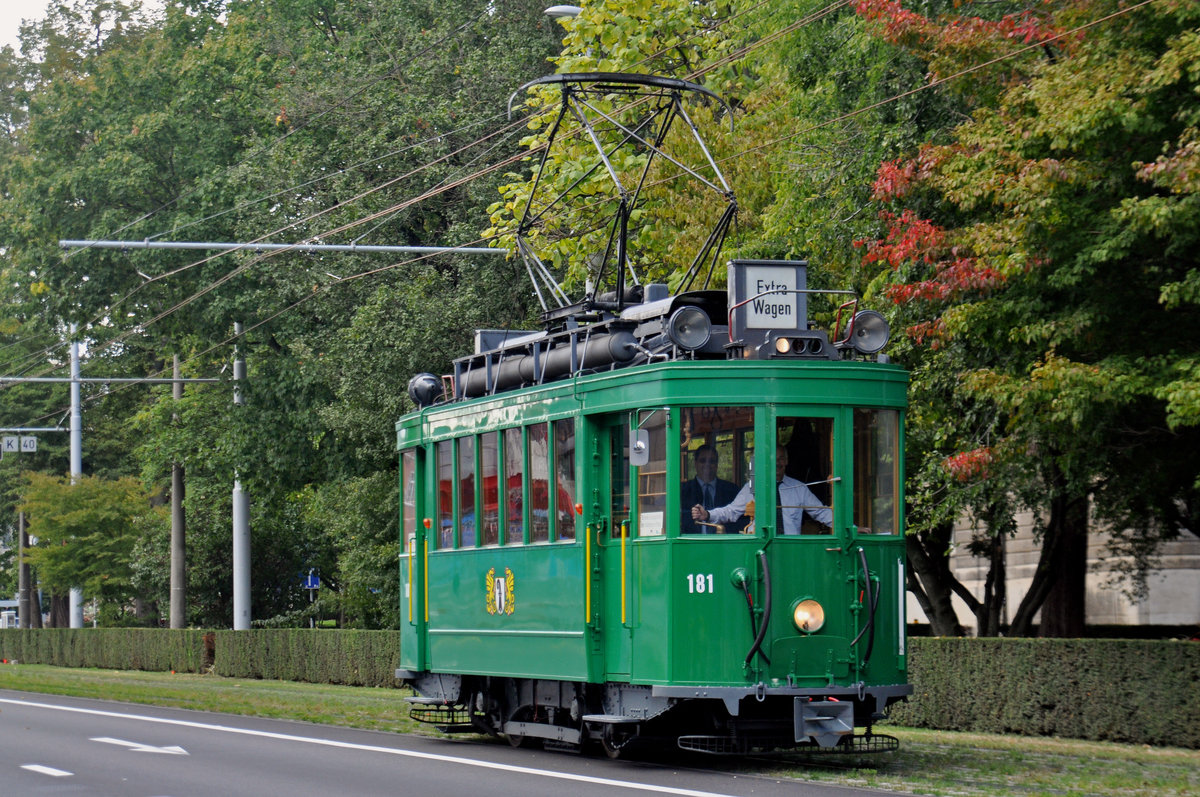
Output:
485,567,515,615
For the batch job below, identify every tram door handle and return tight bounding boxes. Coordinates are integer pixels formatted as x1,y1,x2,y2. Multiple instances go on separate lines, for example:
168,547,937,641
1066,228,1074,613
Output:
619,520,629,626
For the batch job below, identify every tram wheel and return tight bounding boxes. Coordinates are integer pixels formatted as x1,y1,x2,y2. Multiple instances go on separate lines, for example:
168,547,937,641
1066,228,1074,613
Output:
507,731,541,749
601,727,631,759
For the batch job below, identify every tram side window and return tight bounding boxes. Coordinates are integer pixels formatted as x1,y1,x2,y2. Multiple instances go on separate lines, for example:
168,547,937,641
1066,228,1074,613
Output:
554,419,576,541
481,432,500,546
504,427,524,544
636,410,667,536
610,424,630,533
436,439,453,548
458,436,476,547
401,448,416,550
679,407,754,534
854,409,899,535
778,418,835,534
529,422,550,542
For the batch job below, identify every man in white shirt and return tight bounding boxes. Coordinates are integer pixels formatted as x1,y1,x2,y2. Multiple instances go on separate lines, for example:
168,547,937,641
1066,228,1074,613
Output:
691,445,832,534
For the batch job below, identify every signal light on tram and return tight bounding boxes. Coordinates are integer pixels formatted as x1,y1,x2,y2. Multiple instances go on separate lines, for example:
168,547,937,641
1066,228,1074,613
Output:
773,336,824,356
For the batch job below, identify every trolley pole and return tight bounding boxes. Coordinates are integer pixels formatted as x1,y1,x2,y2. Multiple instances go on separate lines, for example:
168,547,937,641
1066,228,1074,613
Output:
232,323,251,630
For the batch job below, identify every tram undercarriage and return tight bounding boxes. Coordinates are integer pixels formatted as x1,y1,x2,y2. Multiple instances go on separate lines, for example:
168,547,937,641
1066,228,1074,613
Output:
401,672,903,757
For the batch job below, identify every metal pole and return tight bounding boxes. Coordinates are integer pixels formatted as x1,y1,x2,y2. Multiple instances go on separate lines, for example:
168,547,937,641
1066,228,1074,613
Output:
18,512,29,628
232,324,250,630
69,328,84,629
170,355,186,629
59,239,503,256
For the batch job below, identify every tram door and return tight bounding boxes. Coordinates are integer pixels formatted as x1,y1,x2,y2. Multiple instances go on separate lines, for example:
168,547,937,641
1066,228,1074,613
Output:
587,414,634,681
399,447,427,673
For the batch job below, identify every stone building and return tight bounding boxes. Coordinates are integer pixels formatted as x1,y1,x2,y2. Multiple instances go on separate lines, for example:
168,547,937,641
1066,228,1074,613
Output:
908,511,1200,635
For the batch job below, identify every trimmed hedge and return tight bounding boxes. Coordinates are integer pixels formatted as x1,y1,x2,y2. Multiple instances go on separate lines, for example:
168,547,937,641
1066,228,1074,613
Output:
890,638,1200,748
212,629,400,687
0,628,210,673
2,630,1197,747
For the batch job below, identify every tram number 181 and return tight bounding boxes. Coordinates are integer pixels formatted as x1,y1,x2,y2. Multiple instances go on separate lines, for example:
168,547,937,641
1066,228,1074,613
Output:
687,573,715,594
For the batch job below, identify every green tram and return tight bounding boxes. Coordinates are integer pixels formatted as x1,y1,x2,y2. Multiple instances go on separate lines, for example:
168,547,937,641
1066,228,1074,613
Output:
395,258,911,756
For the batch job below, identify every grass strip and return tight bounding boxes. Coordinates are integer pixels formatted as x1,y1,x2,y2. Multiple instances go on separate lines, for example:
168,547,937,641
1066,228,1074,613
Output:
1,662,1195,796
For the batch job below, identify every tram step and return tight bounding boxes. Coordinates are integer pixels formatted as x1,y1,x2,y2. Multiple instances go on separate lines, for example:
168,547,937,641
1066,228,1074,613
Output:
582,714,642,725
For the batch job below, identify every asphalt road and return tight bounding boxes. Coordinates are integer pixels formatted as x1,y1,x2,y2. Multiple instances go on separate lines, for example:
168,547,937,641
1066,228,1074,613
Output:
0,689,889,796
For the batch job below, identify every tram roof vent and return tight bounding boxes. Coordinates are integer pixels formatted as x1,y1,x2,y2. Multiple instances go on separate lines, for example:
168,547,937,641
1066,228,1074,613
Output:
474,329,544,355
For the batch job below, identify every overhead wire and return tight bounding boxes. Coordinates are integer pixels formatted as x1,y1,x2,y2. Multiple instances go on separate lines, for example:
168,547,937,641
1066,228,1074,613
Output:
226,0,1157,319
2,9,508,371
12,0,1155,412
61,11,497,261
40,0,793,373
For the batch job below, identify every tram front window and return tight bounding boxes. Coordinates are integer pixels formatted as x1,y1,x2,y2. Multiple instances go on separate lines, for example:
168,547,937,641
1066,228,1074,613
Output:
778,418,835,535
680,407,753,534
854,409,899,534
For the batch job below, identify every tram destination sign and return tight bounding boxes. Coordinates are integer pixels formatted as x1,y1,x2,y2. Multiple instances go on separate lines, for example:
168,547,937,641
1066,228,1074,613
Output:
727,259,808,348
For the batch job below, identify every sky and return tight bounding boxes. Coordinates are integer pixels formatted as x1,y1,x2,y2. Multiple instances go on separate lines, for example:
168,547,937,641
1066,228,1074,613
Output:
1,1,49,51
2,1,166,53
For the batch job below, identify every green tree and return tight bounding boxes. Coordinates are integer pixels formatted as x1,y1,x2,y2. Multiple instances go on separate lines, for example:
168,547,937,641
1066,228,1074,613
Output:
21,472,165,622
859,0,1200,635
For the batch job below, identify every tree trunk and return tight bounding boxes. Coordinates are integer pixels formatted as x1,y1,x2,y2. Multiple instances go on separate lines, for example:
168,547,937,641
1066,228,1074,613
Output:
49,593,69,628
977,524,1007,637
1039,493,1088,637
29,589,43,628
906,524,967,636
1008,479,1088,637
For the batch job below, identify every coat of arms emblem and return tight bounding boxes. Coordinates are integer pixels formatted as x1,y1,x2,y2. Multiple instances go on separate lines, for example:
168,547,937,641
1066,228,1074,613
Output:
485,567,515,615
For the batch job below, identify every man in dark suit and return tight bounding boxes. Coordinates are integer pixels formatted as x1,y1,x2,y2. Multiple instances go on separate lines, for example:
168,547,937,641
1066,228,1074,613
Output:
680,444,741,533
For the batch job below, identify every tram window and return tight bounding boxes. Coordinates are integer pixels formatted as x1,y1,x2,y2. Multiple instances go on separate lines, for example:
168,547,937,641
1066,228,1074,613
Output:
401,449,416,540
636,410,667,536
554,419,576,541
504,427,524,544
458,436,476,547
610,424,630,532
436,439,453,548
481,432,500,546
529,422,550,542
778,418,835,535
679,407,753,534
854,409,899,535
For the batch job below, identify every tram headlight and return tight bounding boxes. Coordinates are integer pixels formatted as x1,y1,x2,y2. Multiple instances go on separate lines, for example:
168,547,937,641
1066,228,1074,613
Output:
792,598,825,633
847,310,890,355
667,306,711,351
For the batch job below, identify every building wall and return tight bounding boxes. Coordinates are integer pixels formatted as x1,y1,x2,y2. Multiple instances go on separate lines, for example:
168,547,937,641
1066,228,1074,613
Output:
907,510,1200,634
